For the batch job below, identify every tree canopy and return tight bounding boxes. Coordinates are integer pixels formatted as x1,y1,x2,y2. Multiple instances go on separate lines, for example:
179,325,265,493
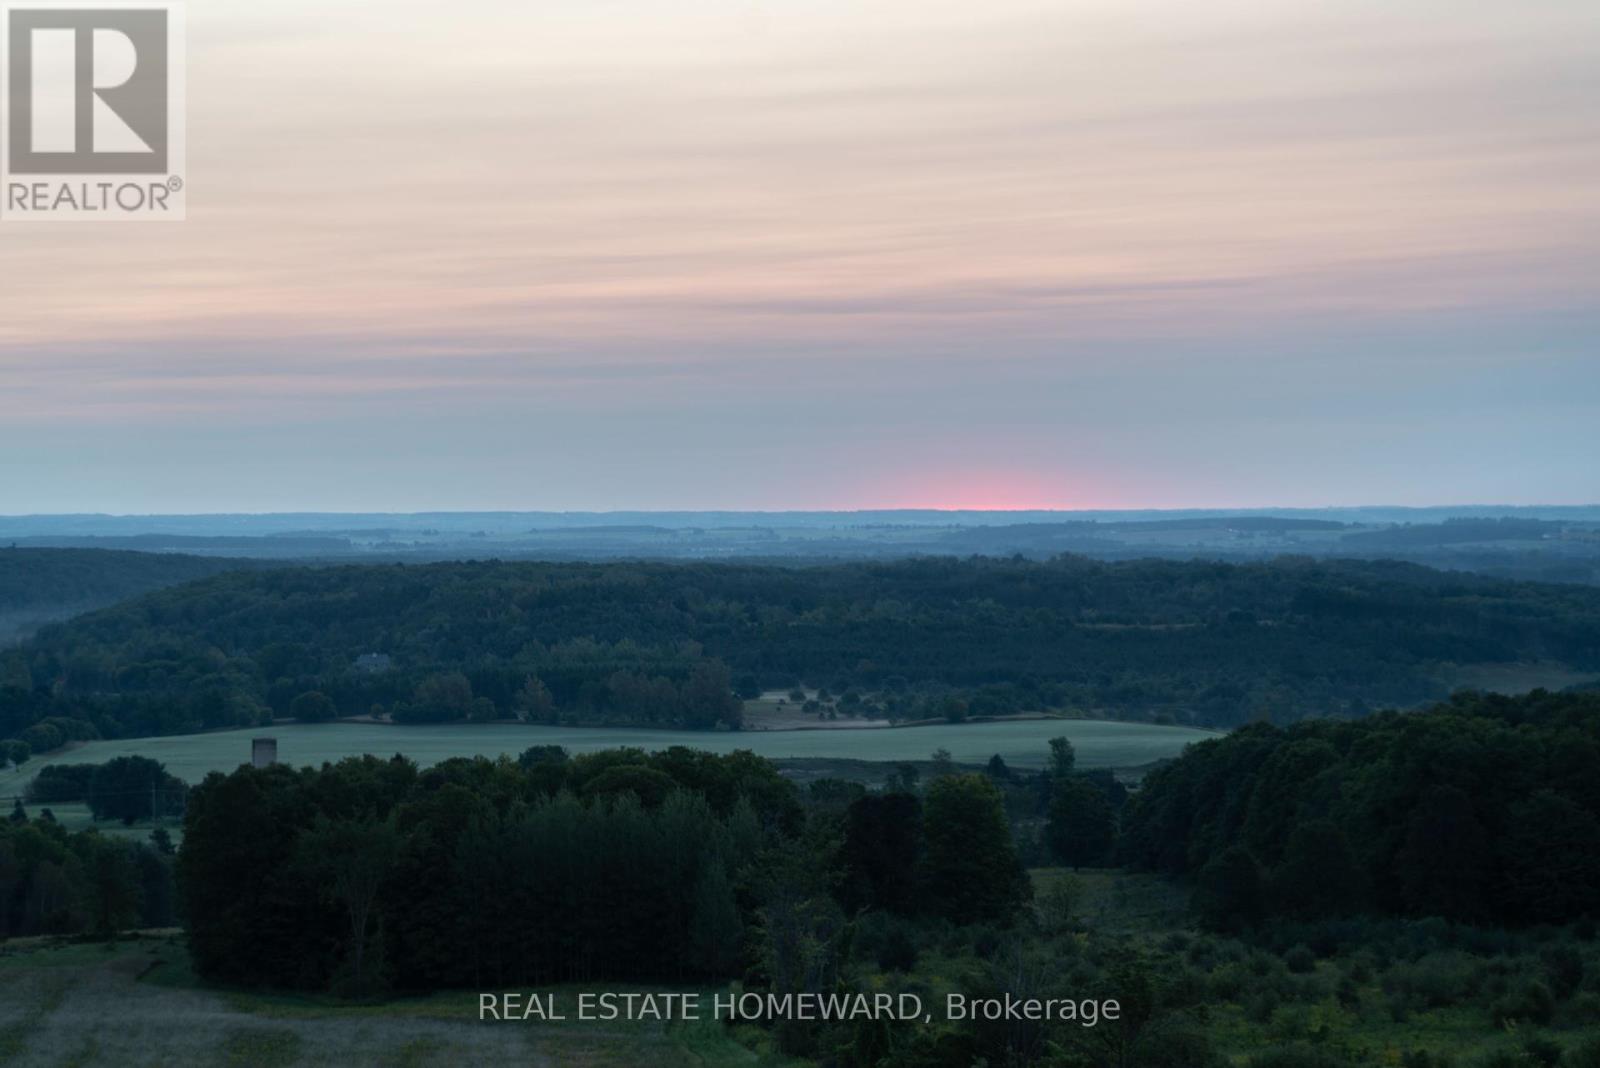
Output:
6,554,1598,747
1121,689,1600,928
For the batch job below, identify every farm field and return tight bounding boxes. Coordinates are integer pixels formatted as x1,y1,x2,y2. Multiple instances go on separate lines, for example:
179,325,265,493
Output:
0,719,1211,793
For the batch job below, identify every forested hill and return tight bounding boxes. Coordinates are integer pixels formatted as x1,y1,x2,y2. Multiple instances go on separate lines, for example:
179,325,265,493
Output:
0,548,252,646
1122,688,1600,927
3,554,1599,745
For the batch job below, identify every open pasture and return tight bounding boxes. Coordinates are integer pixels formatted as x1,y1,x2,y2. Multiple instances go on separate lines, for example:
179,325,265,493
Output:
0,936,789,1067
1,719,1211,792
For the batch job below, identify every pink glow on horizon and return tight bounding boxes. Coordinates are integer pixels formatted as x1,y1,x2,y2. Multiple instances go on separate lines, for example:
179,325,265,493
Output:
852,468,1117,512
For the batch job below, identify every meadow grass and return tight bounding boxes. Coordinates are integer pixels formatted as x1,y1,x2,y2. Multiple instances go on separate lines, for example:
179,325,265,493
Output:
1024,868,1600,1065
0,936,799,1067
0,718,1210,794
0,801,180,845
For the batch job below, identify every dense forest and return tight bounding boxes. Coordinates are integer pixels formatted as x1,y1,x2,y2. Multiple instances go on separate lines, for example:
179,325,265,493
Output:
0,548,249,647
1122,689,1600,928
179,746,801,991
0,805,176,939
2,554,1598,752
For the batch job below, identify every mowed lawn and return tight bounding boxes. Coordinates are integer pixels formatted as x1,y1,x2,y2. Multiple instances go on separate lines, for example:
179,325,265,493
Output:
1,719,1211,792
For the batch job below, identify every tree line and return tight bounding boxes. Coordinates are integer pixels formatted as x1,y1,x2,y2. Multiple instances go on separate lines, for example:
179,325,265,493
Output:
25,755,188,824
5,553,1599,752
1121,689,1600,930
179,746,799,992
0,803,176,938
176,744,1041,999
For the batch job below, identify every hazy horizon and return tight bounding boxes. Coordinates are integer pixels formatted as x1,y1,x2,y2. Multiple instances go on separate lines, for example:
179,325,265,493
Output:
5,503,1599,529
6,502,1600,516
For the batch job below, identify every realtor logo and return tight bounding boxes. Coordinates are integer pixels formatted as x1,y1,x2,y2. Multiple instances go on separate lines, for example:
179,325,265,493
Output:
2,1,184,220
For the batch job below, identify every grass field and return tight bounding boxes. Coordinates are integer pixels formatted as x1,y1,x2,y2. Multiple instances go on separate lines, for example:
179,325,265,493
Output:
0,719,1211,795
0,936,794,1067
5,802,168,842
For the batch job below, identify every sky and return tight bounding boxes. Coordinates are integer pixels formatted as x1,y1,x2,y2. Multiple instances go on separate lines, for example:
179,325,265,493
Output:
1,0,1596,513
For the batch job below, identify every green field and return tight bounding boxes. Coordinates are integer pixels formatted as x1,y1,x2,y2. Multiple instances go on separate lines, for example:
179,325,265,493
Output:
0,936,794,1068
6,801,163,841
1,719,1209,794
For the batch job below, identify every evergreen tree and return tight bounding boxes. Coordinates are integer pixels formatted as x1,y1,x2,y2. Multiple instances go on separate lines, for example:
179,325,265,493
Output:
687,859,742,975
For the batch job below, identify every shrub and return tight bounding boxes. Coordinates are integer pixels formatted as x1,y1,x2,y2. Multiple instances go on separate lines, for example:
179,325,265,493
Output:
1474,1052,1537,1068
875,924,918,974
1248,950,1281,978
1129,1014,1228,1068
1036,875,1083,935
1285,944,1317,974
1401,1051,1453,1068
1521,1034,1562,1068
1384,952,1481,1011
1245,989,1281,1025
1561,991,1600,1025
1540,944,1584,998
1490,979,1555,1027
1345,951,1376,985
969,924,1003,959
1246,1044,1351,1068
1185,935,1225,970
1564,1036,1600,1068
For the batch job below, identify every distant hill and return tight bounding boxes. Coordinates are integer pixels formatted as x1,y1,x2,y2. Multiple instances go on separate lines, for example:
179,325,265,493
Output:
3,534,354,556
0,548,256,646
4,554,1598,744
1339,517,1558,547
0,508,1593,585
4,511,1596,584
